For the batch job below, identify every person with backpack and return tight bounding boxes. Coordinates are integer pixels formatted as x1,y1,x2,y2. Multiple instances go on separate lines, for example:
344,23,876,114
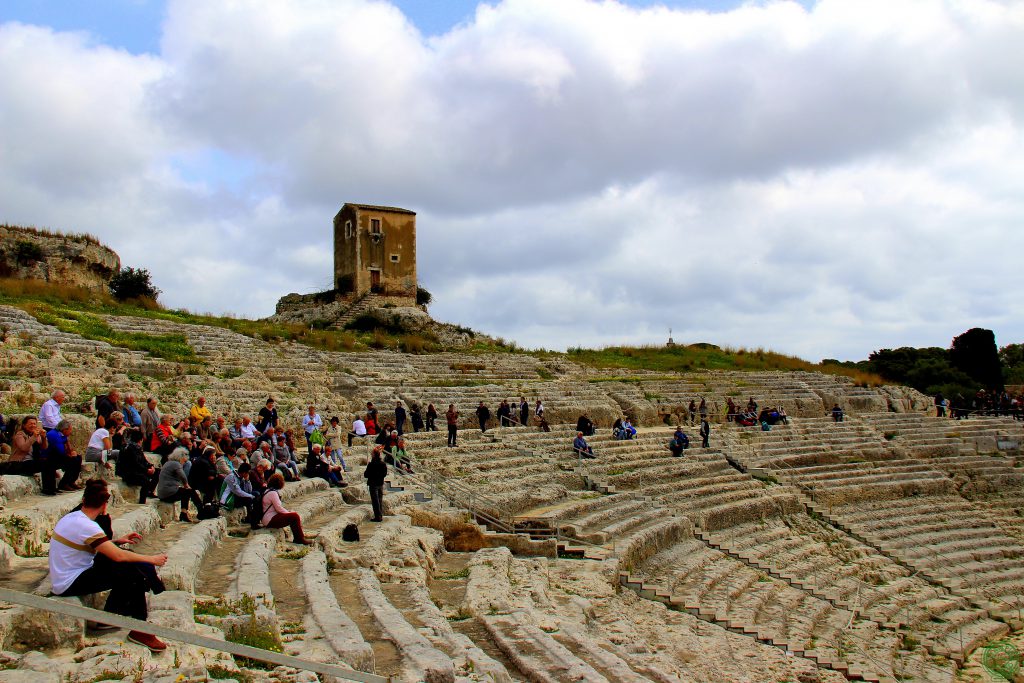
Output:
364,445,388,522
668,427,689,457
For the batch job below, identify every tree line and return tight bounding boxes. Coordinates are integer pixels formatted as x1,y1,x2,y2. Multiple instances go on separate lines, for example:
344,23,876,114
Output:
825,328,1024,398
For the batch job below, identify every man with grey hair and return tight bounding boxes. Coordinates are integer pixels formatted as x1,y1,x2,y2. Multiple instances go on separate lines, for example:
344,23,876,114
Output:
38,389,66,430
122,394,142,430
140,398,160,446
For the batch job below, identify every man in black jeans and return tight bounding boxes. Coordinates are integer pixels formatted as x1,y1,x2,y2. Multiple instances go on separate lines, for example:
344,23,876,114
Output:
42,420,83,495
49,479,168,652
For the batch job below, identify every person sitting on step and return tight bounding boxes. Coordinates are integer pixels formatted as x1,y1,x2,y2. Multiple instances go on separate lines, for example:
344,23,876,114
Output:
116,429,158,504
156,448,204,523
260,472,311,544
572,431,596,459
49,479,169,653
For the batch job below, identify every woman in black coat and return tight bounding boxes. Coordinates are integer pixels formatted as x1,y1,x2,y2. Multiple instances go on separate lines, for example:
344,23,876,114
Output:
364,445,388,522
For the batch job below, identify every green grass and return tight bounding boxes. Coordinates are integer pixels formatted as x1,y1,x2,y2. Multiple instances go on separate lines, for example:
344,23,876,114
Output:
25,304,201,364
0,277,511,355
436,567,471,580
568,344,886,386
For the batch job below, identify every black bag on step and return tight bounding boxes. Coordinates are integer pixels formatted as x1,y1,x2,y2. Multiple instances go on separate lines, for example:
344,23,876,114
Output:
198,502,221,520
342,523,360,542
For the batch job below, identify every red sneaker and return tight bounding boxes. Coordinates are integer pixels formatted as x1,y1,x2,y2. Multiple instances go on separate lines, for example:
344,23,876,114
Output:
128,630,167,653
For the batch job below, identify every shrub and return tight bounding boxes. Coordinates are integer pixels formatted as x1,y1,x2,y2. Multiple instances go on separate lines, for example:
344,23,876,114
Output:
416,286,433,306
109,267,161,301
13,241,44,265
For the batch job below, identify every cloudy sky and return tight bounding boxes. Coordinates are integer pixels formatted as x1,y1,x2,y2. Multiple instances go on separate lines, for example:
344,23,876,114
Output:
1,0,1022,360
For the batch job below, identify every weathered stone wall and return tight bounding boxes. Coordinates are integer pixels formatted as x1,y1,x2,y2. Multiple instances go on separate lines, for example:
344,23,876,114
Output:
0,225,119,291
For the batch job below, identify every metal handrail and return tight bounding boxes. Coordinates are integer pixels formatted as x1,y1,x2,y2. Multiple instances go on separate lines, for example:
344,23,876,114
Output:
0,588,387,683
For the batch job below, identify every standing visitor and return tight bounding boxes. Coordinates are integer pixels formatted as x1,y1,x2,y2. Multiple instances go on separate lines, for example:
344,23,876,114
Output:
426,404,438,431
700,417,711,448
446,404,459,447
302,405,323,457
476,402,491,433
364,445,387,522
394,401,407,436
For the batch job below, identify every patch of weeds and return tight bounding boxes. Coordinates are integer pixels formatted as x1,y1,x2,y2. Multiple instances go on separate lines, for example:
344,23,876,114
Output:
884,431,898,440
207,664,254,683
228,618,284,670
217,367,245,379
436,567,470,580
194,598,233,617
536,367,554,380
900,634,920,651
277,546,311,560
446,607,473,622
0,515,44,557
280,621,304,635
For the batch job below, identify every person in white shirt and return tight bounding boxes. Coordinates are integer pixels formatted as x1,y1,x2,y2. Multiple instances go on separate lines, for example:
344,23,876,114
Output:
38,389,66,430
239,416,258,440
86,411,123,466
348,415,367,447
49,479,168,652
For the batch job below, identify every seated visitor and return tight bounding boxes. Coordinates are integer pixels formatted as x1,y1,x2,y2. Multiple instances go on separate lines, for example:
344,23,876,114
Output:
221,462,258,527
188,446,220,505
668,427,689,457
305,443,345,486
150,414,177,460
831,404,844,422
621,419,637,440
86,411,125,467
575,414,595,436
387,438,414,474
260,472,311,544
0,416,47,478
157,448,203,523
274,436,299,481
49,479,168,652
348,414,368,447
116,429,158,504
572,432,595,459
42,420,83,495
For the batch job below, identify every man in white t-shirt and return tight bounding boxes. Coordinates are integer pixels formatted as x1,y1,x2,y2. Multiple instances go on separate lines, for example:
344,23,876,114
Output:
348,415,367,447
239,415,258,440
49,479,169,652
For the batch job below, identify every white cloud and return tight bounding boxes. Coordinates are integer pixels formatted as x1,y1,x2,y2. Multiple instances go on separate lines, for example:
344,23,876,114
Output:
1,0,1022,360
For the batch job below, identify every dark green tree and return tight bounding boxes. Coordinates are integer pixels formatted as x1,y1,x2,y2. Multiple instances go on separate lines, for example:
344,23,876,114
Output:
1000,344,1024,385
416,286,432,306
109,267,161,301
950,328,1002,390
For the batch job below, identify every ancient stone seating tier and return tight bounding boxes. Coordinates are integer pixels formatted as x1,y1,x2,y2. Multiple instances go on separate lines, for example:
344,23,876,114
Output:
859,411,1024,458
630,533,950,681
828,495,1024,617
703,515,1008,663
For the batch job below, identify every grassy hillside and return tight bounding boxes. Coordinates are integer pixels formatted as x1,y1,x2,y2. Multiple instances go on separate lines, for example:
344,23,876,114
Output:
0,277,886,385
567,344,886,386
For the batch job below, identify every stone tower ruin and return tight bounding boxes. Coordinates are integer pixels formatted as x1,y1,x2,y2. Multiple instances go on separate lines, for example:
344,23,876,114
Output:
333,203,416,304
